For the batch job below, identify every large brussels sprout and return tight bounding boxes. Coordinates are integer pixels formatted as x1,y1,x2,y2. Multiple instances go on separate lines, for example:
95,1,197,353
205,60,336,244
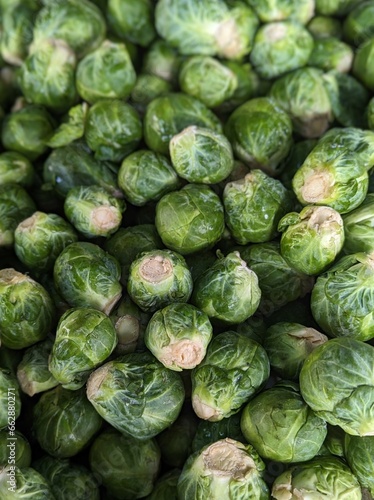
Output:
86,352,185,440
342,193,374,254
191,412,246,453
310,252,374,341
155,184,225,255
53,242,122,315
309,37,354,73
89,428,160,500
246,0,315,24
76,40,136,104
271,456,362,499
127,249,193,313
192,252,261,325
343,1,374,46
0,430,31,468
353,38,374,91
145,303,213,371
191,331,269,421
177,439,269,500
118,150,180,206
0,269,54,350
107,0,156,47
170,126,234,184
263,322,328,380
241,381,327,462
0,369,21,430
144,93,222,155
49,308,117,390
0,151,34,188
33,386,102,458
269,67,333,138
250,21,314,80
345,434,374,495
223,170,294,244
46,103,88,148
300,337,374,436
14,211,78,272
0,466,55,499
225,97,293,176
0,3,36,66
155,0,259,60
142,39,182,84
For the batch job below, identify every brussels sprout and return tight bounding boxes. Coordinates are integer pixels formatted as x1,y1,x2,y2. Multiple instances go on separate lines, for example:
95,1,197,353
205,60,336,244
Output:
353,38,374,91
19,39,77,114
0,369,21,430
241,381,327,462
271,456,362,499
225,97,293,176
130,74,172,114
0,152,34,188
0,466,55,499
279,139,317,189
345,434,374,495
43,141,122,199
278,205,345,276
155,0,259,60
145,303,213,371
292,127,374,213
235,314,267,345
33,386,102,458
250,21,314,80
178,438,269,500
316,0,364,16
300,337,374,435
53,242,122,315
310,252,374,341
142,39,182,84
107,0,156,47
308,14,343,38
342,193,374,254
179,56,238,108
0,430,31,468
155,184,225,255
269,67,333,138
86,352,185,440
191,412,246,453
49,308,117,390
16,338,58,397
263,322,328,380
246,0,315,24
191,331,269,421
309,37,354,73
14,211,78,272
0,269,54,350
33,456,99,500
0,3,35,66
144,93,222,155
46,103,88,148
89,428,160,499
321,424,346,457
343,1,374,46
31,0,106,59
223,170,294,245
118,150,180,206
127,249,193,313
147,469,180,500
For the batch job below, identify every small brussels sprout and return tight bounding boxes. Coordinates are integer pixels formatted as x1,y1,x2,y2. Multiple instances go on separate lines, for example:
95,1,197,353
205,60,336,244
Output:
225,97,293,176
19,39,77,114
191,331,269,421
192,252,261,325
308,15,343,39
246,0,315,24
127,249,193,313
84,100,142,163
86,352,185,440
250,21,314,80
107,0,156,47
46,102,88,148
178,439,269,500
16,338,59,397
353,38,374,91
64,186,126,239
316,0,364,16
321,424,346,457
0,269,54,350
118,150,180,206
310,252,374,341
263,322,328,380
130,74,172,114
0,152,34,188
155,184,225,255
0,430,31,468
144,93,222,155
278,205,345,276
142,39,182,84
155,0,259,60
241,381,327,462
300,337,374,436
343,1,374,46
89,428,160,499
223,170,294,244
0,369,21,430
49,308,117,390
0,466,55,499
145,303,213,371
271,456,362,499
179,56,238,108
147,469,180,500
14,211,78,272
345,434,374,495
342,193,374,254
309,37,354,73
269,67,333,138
53,242,122,315
191,412,246,453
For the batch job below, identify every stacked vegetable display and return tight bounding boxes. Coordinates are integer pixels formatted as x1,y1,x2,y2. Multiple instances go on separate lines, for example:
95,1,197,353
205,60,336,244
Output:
1,0,374,498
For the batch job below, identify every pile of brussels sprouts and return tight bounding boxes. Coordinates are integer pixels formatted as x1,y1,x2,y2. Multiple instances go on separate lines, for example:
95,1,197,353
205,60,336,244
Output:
1,0,374,498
